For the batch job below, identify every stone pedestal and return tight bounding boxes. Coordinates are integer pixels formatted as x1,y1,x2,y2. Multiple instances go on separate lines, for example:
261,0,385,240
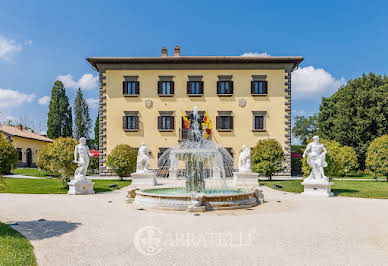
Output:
68,179,95,195
301,179,334,197
130,172,157,187
233,172,259,187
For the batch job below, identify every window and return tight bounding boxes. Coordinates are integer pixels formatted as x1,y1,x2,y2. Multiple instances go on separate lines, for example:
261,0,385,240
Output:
158,116,174,131
17,148,22,161
123,113,139,131
252,111,266,131
187,81,203,95
251,81,268,95
123,81,139,95
217,81,233,95
216,115,233,131
158,81,174,96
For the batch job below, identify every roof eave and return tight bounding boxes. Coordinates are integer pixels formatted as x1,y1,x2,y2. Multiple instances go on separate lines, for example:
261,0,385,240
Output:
86,57,304,72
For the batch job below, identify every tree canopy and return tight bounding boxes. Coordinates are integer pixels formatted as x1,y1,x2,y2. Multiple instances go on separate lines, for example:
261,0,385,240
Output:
292,115,318,145
316,73,388,168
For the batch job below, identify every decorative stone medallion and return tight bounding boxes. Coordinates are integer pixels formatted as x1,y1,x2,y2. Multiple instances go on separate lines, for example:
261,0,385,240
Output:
238,98,246,108
145,99,153,108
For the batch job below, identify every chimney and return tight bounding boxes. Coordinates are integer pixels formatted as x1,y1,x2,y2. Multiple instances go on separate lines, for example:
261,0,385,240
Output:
174,45,181,57
17,124,23,131
161,46,168,57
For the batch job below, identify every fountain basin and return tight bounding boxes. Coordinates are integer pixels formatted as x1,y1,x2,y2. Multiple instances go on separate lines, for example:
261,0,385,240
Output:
133,187,262,211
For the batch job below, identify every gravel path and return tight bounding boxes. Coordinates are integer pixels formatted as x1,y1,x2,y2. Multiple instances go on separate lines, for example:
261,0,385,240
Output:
1,186,388,266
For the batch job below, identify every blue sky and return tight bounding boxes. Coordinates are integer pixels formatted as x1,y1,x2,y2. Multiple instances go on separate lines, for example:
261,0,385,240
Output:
0,0,387,138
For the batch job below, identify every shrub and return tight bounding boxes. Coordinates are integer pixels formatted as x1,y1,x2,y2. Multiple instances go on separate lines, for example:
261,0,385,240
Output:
107,144,137,180
0,174,5,191
0,137,18,174
291,157,302,176
89,156,99,174
341,146,358,176
37,137,78,186
252,139,285,180
366,135,388,181
291,145,305,176
302,139,346,178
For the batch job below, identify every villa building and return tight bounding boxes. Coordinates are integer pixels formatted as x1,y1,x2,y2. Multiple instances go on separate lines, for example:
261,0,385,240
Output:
0,125,53,168
87,46,303,176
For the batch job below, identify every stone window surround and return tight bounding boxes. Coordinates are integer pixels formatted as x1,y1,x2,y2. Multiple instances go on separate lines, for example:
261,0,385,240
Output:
217,111,233,131
158,111,175,131
252,111,266,132
123,111,139,132
158,76,174,97
251,75,268,96
217,75,233,96
124,75,139,81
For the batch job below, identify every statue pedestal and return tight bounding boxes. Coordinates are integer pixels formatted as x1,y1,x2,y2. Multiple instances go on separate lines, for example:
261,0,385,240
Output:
68,179,95,195
233,171,259,187
301,179,334,197
130,171,156,187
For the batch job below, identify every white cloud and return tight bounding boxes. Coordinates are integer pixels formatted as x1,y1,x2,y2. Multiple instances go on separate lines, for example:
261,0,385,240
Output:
38,96,50,105
240,52,270,57
292,66,346,99
292,110,306,116
24,40,33,47
0,88,35,109
0,36,23,61
56,73,98,90
86,98,99,109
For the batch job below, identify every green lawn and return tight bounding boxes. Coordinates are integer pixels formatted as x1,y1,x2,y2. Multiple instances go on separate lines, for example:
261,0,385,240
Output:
12,168,96,177
12,168,51,177
0,222,37,266
1,178,131,194
260,180,388,199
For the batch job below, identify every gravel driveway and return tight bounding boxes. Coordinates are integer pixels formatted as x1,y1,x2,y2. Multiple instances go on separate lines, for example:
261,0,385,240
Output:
1,186,388,266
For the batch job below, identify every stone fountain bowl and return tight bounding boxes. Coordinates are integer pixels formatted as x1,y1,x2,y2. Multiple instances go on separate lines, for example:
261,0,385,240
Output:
133,187,262,211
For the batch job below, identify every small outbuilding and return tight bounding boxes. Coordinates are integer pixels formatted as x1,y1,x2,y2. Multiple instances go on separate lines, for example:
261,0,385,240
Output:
0,125,53,168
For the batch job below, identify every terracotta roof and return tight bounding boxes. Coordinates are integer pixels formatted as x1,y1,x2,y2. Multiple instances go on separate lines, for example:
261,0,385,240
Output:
0,125,53,143
86,55,304,72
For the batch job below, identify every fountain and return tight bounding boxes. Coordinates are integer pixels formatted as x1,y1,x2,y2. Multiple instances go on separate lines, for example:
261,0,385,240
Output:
129,107,263,211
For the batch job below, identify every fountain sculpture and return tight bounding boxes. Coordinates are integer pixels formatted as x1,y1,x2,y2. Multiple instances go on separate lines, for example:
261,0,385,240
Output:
301,136,334,197
129,107,263,211
68,137,95,195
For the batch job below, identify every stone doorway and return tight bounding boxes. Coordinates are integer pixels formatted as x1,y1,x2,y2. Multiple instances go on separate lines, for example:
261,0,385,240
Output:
26,148,32,167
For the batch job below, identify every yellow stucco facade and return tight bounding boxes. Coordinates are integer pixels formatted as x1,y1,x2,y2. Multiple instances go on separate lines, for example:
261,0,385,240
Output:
88,52,302,176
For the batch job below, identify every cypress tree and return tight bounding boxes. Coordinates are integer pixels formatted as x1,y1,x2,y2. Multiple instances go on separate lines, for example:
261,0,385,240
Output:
73,88,91,140
47,81,73,139
94,113,99,149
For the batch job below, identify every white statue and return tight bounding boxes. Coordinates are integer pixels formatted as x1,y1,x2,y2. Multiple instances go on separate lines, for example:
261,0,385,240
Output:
136,142,150,173
73,137,92,180
303,136,328,181
238,145,252,173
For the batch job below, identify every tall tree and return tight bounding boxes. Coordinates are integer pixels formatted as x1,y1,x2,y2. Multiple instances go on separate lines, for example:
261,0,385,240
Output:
73,88,91,140
292,115,318,144
47,81,73,139
94,113,99,149
317,73,388,169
